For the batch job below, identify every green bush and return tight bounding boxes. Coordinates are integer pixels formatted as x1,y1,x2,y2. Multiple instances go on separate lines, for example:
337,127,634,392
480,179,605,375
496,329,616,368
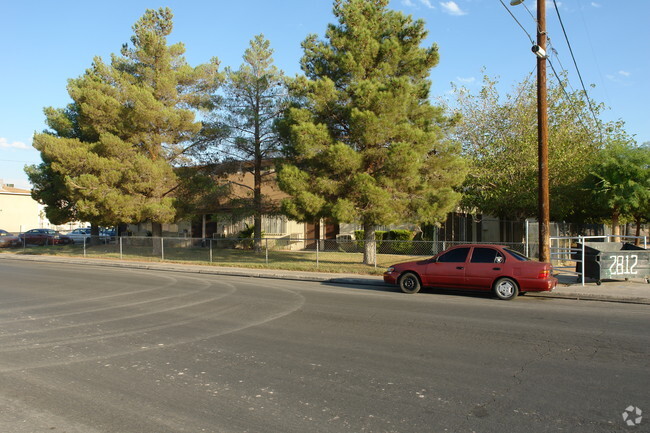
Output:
384,230,414,254
354,230,387,250
236,224,264,249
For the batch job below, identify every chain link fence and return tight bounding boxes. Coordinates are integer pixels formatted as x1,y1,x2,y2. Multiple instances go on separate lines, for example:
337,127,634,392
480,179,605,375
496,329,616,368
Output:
6,236,527,272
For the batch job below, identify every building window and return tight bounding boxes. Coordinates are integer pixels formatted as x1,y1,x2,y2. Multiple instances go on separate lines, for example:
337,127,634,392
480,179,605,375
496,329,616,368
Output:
263,216,287,235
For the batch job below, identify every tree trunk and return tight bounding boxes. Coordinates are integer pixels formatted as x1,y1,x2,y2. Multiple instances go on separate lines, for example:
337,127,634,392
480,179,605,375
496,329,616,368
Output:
363,222,376,266
611,208,620,242
253,103,263,254
152,221,163,256
253,150,263,254
90,224,100,246
635,215,642,246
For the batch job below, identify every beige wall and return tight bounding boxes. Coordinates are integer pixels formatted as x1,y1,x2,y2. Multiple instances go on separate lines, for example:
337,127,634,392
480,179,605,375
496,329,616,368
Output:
0,192,46,233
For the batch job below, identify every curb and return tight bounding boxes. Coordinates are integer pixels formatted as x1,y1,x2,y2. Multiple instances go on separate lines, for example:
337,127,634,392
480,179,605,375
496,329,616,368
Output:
525,291,650,305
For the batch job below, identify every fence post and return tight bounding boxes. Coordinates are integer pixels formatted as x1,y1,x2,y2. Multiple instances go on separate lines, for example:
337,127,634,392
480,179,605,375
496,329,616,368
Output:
209,239,213,264
265,238,268,265
83,236,86,258
525,219,529,258
161,237,164,261
580,235,585,286
374,240,377,268
120,236,123,260
316,238,319,269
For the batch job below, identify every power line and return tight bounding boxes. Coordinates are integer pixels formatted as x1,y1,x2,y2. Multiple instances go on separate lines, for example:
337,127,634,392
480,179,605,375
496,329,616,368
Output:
546,56,598,141
522,1,543,35
547,39,578,94
498,0,535,45
551,0,600,127
511,65,536,107
0,159,35,163
575,0,611,107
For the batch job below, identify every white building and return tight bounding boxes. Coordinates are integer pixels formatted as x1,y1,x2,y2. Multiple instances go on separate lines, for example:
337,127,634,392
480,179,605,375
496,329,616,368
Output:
0,180,51,233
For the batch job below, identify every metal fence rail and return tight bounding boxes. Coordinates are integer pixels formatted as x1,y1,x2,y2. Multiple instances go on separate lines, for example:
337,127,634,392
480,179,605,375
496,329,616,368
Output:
550,235,648,286
7,236,530,271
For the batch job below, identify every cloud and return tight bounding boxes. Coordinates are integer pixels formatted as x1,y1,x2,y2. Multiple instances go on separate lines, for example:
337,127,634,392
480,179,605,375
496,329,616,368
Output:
402,0,436,9
590,2,601,7
456,76,475,84
606,71,632,84
440,1,467,16
0,138,29,150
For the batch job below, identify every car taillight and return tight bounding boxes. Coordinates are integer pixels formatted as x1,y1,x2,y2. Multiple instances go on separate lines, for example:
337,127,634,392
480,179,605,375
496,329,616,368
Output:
537,269,550,279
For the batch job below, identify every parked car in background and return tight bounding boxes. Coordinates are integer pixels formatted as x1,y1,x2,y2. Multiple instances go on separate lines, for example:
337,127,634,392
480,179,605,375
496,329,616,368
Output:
383,244,558,300
67,227,115,244
0,229,20,248
19,228,74,246
67,228,92,244
102,228,117,239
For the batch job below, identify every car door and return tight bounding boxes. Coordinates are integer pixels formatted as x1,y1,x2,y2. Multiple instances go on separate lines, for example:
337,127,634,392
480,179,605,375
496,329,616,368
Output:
37,229,50,245
25,229,41,244
464,247,505,290
423,247,470,288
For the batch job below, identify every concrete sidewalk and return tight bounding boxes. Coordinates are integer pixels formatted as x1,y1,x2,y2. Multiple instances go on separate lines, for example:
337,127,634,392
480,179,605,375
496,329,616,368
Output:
1,253,649,304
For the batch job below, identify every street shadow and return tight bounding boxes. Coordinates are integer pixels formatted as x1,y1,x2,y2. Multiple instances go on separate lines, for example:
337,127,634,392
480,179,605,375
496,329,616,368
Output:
320,279,496,300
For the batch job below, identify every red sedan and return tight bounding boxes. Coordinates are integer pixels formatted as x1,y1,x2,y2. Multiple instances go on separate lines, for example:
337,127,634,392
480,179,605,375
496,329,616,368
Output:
19,228,74,246
383,244,557,300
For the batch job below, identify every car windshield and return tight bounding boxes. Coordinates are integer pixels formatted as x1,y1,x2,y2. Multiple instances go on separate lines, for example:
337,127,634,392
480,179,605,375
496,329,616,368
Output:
504,248,531,261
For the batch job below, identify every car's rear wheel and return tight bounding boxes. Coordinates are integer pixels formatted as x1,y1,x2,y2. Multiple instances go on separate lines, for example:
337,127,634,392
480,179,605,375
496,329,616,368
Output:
493,277,519,300
399,272,421,294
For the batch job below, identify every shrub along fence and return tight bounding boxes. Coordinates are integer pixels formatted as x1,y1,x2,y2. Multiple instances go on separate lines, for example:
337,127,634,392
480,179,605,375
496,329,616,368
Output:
12,236,527,274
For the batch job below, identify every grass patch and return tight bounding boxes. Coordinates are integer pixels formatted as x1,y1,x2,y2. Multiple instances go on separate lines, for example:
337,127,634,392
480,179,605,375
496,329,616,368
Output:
2,243,427,275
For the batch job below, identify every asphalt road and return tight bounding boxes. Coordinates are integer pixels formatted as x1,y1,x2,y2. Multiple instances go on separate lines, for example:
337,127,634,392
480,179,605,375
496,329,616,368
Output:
0,260,648,433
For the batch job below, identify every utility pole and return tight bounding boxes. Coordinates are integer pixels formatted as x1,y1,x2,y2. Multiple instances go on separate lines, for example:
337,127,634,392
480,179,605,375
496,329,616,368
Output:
511,0,550,262
536,0,550,263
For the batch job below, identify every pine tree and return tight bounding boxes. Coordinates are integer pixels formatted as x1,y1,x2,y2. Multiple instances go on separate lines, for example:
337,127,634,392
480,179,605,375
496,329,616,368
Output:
198,35,287,252
277,0,466,264
28,8,221,242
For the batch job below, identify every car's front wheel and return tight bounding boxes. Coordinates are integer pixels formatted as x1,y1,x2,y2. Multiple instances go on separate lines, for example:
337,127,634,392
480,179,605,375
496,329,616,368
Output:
399,272,421,294
493,277,519,300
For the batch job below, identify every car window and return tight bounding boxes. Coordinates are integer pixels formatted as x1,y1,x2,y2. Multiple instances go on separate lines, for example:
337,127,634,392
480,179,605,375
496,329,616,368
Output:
504,248,531,261
437,247,470,263
470,247,504,263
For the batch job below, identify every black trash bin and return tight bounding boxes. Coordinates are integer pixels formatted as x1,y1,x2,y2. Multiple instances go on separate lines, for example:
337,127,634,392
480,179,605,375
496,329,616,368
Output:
573,242,650,284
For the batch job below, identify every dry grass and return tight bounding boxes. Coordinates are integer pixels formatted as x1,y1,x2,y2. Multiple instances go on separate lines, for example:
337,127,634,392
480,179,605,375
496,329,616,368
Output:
3,243,427,276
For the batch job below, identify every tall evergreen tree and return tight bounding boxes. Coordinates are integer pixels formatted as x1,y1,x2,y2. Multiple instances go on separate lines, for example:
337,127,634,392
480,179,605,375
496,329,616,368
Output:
26,105,87,227
197,35,287,251
277,0,466,264
28,8,220,240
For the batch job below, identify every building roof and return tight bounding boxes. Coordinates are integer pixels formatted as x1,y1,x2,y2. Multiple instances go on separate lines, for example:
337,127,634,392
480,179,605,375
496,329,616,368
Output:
0,182,30,195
